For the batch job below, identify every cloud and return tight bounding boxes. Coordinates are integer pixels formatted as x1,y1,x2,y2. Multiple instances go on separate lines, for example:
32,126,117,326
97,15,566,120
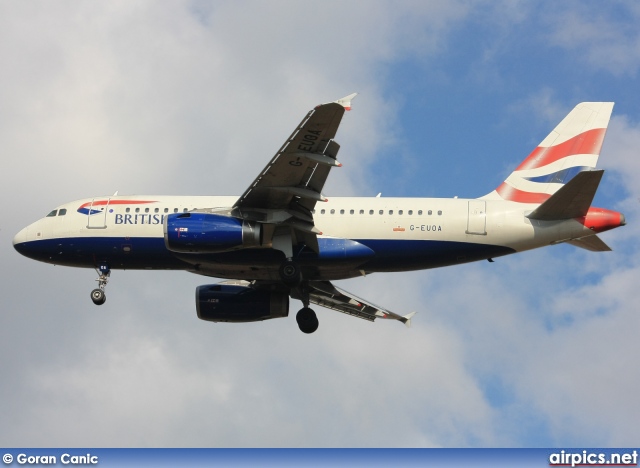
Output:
544,1,640,76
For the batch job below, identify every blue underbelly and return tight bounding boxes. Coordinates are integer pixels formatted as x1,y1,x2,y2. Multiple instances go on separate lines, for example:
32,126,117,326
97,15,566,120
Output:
14,236,515,275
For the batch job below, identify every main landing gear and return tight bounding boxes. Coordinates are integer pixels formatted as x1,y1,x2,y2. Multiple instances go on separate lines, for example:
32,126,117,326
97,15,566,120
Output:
296,306,318,334
279,259,318,334
90,263,110,306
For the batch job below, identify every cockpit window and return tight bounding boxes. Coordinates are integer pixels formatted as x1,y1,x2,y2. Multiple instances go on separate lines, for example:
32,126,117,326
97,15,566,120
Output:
58,209,67,216
46,210,57,217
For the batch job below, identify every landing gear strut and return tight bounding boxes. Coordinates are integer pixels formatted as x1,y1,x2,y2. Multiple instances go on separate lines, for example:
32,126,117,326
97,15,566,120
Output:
278,258,319,334
291,280,319,334
90,263,110,305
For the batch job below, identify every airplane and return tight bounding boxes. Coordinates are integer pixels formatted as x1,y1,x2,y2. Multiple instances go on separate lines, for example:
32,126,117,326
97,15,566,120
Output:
12,96,626,334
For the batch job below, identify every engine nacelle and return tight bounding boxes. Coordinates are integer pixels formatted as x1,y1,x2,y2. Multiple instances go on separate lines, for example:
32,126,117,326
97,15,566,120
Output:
164,212,261,253
196,284,289,322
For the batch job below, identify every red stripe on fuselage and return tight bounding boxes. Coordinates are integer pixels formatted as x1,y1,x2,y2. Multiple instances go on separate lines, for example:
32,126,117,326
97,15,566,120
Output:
515,128,606,171
78,200,157,209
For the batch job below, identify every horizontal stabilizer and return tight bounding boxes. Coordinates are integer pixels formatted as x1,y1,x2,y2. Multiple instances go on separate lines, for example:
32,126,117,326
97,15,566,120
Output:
528,170,604,221
566,235,612,252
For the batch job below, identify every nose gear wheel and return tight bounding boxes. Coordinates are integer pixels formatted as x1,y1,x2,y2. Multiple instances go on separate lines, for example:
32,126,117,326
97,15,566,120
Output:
90,288,106,305
91,264,110,306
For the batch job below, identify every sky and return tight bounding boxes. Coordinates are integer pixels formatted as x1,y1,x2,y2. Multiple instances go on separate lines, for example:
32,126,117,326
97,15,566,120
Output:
1,0,640,448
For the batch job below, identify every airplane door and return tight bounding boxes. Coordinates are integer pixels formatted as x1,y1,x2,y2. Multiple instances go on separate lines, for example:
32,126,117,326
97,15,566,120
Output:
466,200,487,235
86,198,110,229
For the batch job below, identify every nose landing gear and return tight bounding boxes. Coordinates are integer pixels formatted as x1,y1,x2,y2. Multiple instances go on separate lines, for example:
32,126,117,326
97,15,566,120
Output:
90,264,110,305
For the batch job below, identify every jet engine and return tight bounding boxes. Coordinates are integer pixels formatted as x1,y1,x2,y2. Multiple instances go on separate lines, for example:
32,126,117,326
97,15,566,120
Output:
164,212,261,253
196,284,289,322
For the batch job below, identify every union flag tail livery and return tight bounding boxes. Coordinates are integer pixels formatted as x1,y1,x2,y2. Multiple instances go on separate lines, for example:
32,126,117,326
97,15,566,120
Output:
13,97,626,334
484,102,614,203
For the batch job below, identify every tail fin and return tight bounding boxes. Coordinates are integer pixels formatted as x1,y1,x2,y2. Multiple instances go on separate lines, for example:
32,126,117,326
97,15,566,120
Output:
482,102,614,203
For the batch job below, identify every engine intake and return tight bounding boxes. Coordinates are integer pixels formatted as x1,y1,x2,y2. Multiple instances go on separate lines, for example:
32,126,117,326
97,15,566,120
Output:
164,212,261,253
196,284,289,322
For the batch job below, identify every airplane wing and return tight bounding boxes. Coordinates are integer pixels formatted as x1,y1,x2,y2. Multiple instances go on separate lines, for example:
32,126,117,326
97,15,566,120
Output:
231,94,357,252
217,279,416,328
303,280,416,327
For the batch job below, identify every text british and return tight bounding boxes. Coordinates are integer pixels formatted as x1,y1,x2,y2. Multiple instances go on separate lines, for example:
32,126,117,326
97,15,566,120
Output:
114,214,165,225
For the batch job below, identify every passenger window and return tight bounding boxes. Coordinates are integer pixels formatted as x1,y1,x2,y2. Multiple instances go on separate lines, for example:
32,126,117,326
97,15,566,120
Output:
47,210,57,217
438,210,442,215
340,209,344,215
428,210,433,215
126,207,131,213
360,210,364,215
399,210,403,215
389,210,393,215
350,209,354,215
330,209,335,214
379,210,383,215
408,210,413,215
174,208,178,213
183,208,188,212
418,210,423,215
145,208,150,213
164,208,169,213
321,209,326,215
154,208,159,213
135,208,140,213
369,210,374,215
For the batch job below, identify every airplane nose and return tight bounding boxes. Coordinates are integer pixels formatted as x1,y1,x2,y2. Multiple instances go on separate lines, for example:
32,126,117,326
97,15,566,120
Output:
13,227,27,250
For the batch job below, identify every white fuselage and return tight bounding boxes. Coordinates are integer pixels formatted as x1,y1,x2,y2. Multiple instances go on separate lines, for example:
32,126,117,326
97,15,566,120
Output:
13,194,594,281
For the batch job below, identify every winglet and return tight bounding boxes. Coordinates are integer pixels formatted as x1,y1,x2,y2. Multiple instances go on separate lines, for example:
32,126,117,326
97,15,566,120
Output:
335,93,358,111
402,311,417,328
